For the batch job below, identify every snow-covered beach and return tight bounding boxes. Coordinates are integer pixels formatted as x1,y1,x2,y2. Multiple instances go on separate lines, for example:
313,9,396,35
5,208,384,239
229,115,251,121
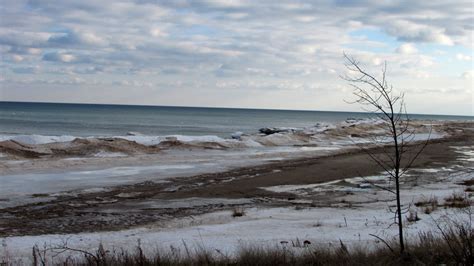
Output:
0,119,445,207
1,119,473,264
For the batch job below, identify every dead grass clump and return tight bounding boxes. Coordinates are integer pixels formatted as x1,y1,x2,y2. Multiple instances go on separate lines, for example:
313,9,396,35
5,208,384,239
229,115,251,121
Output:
232,207,245,217
414,196,438,214
294,205,305,211
459,179,474,186
313,220,323,227
445,192,466,202
31,193,50,198
406,210,420,222
444,192,471,208
423,206,433,215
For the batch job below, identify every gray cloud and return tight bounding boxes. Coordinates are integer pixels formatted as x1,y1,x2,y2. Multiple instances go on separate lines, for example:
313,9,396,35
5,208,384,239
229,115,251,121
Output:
11,66,39,74
42,52,78,63
47,29,107,47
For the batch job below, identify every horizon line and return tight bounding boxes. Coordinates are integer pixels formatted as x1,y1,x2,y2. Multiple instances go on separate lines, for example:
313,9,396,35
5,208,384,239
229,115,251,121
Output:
1,100,472,118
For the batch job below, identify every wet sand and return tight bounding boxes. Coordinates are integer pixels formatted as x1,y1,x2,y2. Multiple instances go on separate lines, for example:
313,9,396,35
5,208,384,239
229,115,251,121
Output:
0,124,472,237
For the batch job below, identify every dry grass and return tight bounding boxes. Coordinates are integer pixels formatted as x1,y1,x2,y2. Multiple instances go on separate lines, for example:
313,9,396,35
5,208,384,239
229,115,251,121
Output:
414,196,438,214
406,210,420,222
231,207,245,217
31,193,50,198
459,179,474,186
444,192,471,208
11,220,470,266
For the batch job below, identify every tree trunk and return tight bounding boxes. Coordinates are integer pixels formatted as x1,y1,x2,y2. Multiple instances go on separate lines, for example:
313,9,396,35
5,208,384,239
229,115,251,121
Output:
395,175,405,253
392,118,405,253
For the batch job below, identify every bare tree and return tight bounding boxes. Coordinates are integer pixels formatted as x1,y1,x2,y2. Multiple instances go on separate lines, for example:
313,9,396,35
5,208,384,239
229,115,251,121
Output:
341,53,430,254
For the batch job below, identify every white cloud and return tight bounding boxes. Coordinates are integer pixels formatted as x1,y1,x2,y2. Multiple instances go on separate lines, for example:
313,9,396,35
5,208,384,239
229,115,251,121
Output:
413,70,431,79
149,27,168,38
456,53,472,61
396,43,418,54
295,15,316,22
78,31,106,46
11,54,24,62
26,48,42,55
0,29,51,47
298,44,319,55
416,57,435,68
372,57,383,66
202,0,248,8
461,70,474,79
226,12,248,19
48,29,107,46
386,20,454,45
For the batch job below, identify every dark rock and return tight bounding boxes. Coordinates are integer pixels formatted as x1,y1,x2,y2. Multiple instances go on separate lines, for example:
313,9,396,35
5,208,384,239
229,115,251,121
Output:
259,127,294,135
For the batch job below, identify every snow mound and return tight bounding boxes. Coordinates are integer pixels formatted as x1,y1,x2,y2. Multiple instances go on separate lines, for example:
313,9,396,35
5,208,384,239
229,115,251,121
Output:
0,135,77,145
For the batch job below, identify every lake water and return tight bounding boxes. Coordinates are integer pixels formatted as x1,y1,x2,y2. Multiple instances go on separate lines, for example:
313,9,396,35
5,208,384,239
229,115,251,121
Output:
0,101,472,138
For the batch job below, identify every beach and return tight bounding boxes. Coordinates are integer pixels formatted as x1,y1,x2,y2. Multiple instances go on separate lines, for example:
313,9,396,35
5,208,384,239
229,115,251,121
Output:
0,117,473,263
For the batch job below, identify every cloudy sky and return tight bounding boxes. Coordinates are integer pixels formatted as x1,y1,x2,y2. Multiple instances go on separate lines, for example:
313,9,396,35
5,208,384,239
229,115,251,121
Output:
0,0,473,115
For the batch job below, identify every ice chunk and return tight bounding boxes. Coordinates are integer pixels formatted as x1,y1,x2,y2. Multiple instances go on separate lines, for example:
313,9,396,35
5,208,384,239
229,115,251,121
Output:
231,131,244,140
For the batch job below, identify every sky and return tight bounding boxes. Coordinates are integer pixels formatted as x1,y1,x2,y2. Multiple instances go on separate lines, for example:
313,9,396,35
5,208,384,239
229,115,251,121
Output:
0,0,473,116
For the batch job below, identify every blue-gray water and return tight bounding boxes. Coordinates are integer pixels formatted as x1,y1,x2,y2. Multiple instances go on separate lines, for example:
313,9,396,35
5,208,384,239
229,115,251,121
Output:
0,101,472,137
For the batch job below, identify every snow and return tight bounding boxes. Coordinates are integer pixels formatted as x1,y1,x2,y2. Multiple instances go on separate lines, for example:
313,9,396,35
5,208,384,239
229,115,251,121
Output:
0,134,77,145
2,162,472,265
239,138,263,148
0,133,264,150
343,118,385,126
0,134,231,147
121,135,229,146
93,151,128,158
1,205,469,265
174,135,226,143
263,175,389,194
452,146,474,162
299,146,340,152
303,122,336,133
263,180,343,193
0,118,438,148
0,164,198,207
415,167,456,173
231,131,244,140
75,187,112,194
0,144,344,208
